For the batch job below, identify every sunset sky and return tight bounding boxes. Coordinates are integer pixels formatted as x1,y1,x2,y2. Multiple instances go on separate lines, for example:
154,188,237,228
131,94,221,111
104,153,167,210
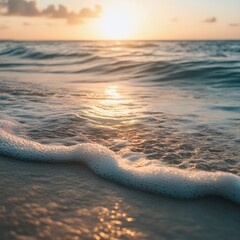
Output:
0,0,240,40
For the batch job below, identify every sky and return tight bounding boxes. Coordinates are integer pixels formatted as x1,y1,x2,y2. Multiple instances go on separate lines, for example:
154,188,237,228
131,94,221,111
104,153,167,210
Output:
0,0,240,40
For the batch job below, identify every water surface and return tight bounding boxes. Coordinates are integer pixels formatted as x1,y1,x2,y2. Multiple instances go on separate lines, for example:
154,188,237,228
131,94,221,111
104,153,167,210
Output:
0,40,240,239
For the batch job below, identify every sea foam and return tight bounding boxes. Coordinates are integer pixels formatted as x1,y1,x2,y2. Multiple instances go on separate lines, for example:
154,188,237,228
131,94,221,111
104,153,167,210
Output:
0,120,240,204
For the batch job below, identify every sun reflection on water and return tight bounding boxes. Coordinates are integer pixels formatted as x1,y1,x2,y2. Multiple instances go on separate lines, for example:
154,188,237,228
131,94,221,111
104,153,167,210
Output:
105,86,123,100
93,202,144,240
94,85,135,120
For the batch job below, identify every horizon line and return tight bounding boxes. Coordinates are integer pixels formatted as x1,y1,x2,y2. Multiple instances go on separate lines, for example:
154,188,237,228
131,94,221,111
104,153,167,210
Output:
1,39,240,42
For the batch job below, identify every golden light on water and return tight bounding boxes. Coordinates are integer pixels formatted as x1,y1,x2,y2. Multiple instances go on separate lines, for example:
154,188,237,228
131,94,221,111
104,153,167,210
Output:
99,86,124,108
92,202,143,239
86,85,137,126
88,85,135,122
105,86,122,100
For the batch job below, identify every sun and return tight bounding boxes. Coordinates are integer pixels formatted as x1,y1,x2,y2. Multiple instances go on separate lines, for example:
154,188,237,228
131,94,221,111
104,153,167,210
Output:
99,6,136,40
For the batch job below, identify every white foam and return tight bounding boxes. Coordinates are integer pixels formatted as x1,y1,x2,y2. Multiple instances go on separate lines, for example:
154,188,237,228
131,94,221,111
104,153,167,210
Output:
0,120,240,203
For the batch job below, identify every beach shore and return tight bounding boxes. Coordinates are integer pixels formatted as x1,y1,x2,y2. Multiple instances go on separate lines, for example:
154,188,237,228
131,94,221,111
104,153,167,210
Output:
1,156,240,240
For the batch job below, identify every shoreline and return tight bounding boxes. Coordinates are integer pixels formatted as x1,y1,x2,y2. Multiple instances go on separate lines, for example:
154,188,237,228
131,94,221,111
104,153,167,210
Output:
0,156,240,240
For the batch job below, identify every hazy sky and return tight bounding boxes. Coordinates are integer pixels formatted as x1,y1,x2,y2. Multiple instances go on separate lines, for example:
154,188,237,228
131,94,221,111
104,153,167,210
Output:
0,0,240,40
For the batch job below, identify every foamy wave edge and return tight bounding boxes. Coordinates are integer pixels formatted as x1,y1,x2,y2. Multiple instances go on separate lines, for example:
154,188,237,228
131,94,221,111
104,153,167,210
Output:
0,120,240,204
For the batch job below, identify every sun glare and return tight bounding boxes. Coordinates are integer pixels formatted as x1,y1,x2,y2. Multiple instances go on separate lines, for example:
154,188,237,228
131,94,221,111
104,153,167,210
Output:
105,86,122,99
99,6,136,40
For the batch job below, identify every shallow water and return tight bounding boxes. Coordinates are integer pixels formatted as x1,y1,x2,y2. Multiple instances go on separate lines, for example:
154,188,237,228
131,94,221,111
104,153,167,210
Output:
0,40,240,239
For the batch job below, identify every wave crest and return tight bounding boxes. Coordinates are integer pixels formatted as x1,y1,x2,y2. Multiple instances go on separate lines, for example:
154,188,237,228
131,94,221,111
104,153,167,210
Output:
0,120,240,204
0,46,91,59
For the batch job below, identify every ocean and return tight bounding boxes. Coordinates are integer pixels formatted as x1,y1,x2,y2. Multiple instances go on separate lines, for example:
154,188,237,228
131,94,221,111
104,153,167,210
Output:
0,40,240,239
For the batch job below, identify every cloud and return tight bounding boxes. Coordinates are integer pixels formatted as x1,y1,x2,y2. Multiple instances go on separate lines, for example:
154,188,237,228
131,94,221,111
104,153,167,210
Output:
204,17,217,23
1,0,39,16
171,18,178,22
0,0,102,25
41,4,102,25
229,23,239,27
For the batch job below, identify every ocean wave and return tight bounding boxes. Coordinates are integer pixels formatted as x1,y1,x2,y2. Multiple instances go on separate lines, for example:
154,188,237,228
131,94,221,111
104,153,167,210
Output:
0,119,240,204
1,41,240,89
0,46,92,60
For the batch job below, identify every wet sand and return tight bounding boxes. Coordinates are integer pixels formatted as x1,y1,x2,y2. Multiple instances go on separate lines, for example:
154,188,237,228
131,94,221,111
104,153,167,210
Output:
0,156,240,240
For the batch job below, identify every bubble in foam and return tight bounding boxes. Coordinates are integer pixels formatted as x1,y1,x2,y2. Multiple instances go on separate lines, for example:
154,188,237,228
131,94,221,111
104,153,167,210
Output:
0,120,240,204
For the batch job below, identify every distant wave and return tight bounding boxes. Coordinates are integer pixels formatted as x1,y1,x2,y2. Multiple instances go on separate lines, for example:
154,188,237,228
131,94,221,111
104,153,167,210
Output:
0,46,92,59
0,41,240,88
1,119,240,204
